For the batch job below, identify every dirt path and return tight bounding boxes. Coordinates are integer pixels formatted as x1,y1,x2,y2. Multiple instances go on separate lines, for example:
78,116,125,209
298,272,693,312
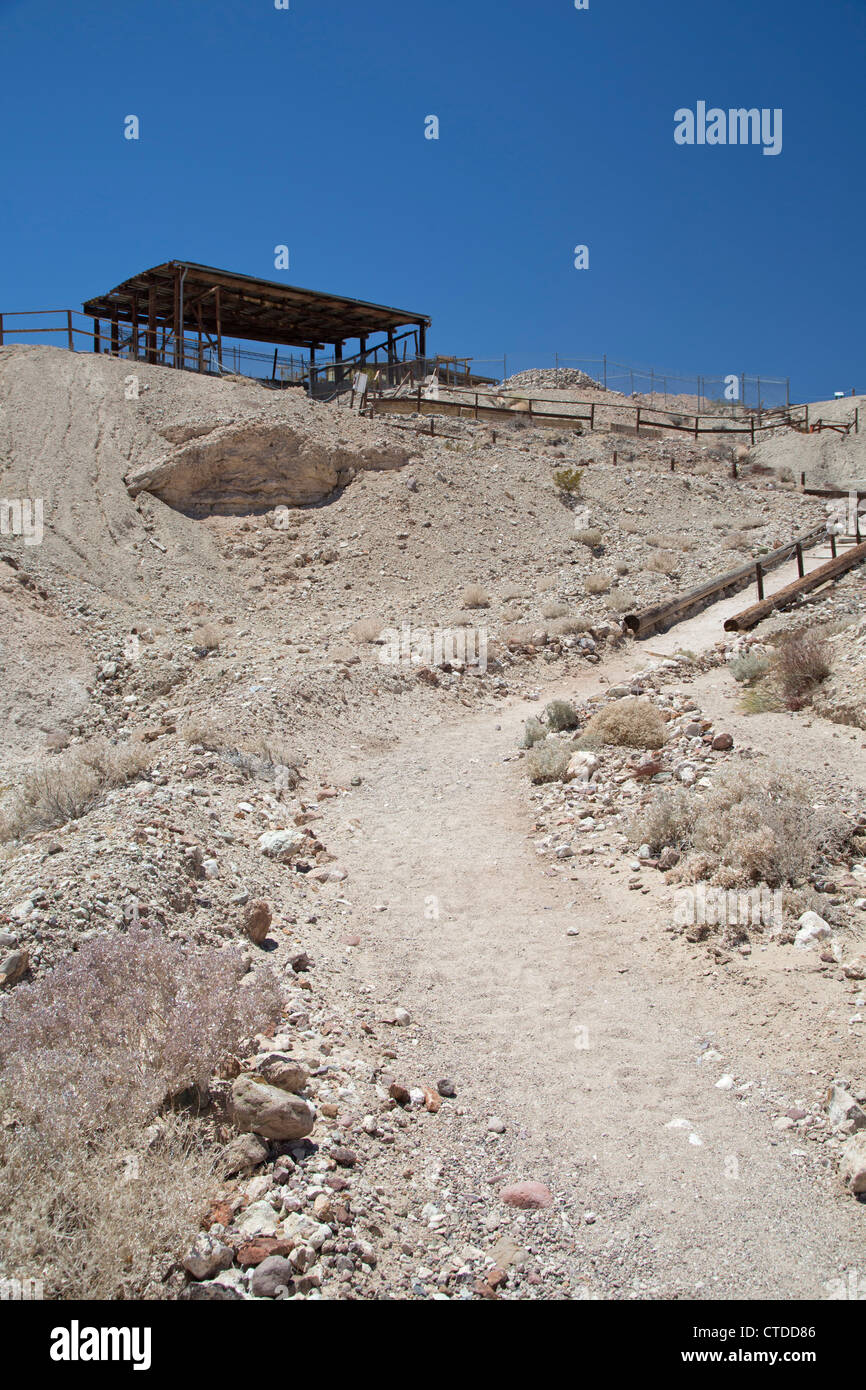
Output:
317,608,865,1299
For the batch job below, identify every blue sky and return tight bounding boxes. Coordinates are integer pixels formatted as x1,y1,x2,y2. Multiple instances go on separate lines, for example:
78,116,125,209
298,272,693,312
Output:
1,0,863,400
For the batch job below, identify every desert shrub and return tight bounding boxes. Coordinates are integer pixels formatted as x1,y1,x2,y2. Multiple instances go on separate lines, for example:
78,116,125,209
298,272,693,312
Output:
553,467,583,497
629,788,697,854
605,588,636,613
545,699,580,732
646,550,677,576
521,717,547,749
574,528,602,548
0,930,282,1298
500,584,524,601
549,616,587,636
585,573,611,595
526,741,571,783
772,632,832,702
349,618,384,644
191,622,221,653
740,685,784,715
687,774,849,887
0,739,151,842
183,715,225,749
729,652,771,685
615,561,630,576
542,601,569,619
461,583,489,609
502,605,523,623
646,534,679,550
584,697,667,749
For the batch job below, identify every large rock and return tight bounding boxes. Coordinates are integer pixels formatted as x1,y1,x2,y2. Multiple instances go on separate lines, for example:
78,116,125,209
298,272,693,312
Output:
250,1256,294,1299
230,1074,315,1141
565,751,599,783
500,1181,554,1210
182,1233,234,1281
827,1083,866,1131
253,1052,309,1095
794,911,832,949
124,421,410,517
258,828,307,863
222,1132,269,1177
243,899,272,944
839,1133,866,1194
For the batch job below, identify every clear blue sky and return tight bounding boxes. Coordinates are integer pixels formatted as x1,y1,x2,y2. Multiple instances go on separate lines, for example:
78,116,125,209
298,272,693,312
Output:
1,0,863,400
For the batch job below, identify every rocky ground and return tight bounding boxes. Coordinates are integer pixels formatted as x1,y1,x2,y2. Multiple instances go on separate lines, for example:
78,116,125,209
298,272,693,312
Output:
0,345,864,1300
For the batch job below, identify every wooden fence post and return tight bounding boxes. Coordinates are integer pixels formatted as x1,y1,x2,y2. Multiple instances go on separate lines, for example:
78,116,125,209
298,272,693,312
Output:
755,563,764,600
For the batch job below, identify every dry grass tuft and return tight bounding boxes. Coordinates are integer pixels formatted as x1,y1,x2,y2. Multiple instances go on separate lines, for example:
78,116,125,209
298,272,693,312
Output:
349,618,385,644
542,601,569,619
0,739,151,842
544,699,580,732
460,583,490,609
584,573,611,595
574,528,603,548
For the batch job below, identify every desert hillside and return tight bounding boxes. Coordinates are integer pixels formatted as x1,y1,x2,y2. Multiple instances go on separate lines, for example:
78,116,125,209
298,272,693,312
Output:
1,344,864,1301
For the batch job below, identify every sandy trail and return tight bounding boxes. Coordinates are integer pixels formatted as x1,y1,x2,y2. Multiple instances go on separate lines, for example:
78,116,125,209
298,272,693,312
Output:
323,602,866,1299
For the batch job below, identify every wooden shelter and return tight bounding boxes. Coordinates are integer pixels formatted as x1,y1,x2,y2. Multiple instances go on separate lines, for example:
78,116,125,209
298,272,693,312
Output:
82,260,430,375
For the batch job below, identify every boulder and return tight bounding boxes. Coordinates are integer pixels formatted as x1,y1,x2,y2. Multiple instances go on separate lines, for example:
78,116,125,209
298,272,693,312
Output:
794,911,832,949
258,828,307,862
500,1181,554,1210
250,1255,294,1299
253,1053,309,1095
230,1074,315,1141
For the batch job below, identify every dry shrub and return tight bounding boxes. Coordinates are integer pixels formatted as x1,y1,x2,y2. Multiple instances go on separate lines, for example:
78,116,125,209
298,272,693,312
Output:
502,605,524,623
349,618,384,644
605,588,636,613
549,616,587,636
574,528,603,548
192,622,221,652
183,715,225,749
461,583,489,609
646,550,678,576
0,929,282,1298
585,573,611,595
542,601,569,619
545,699,580,732
633,774,850,888
629,787,696,854
584,697,667,748
646,533,679,550
526,741,571,783
688,774,849,887
500,584,524,601
772,632,832,702
0,739,151,842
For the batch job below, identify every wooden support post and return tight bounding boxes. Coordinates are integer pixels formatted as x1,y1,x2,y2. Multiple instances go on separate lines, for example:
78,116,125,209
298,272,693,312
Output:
612,450,617,466
418,323,426,360
670,459,676,472
111,309,119,357
590,402,595,430
173,267,181,368
147,288,157,364
214,286,222,369
635,406,641,435
732,459,738,479
130,295,138,360
474,393,478,420
66,310,74,351
830,532,837,559
796,542,805,578
694,415,699,440
93,318,100,354
0,313,4,347
755,563,764,600
750,417,756,445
